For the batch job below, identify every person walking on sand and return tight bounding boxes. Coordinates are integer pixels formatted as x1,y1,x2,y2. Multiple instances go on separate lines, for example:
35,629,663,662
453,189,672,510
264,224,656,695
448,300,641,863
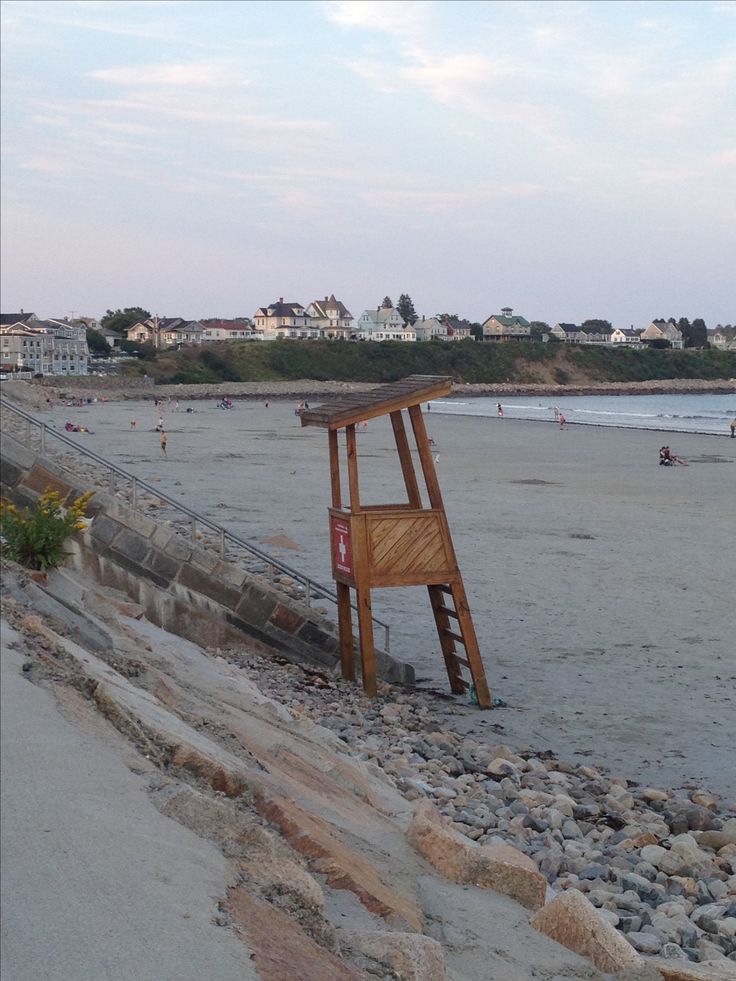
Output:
730,419,736,438
559,412,566,429
160,430,167,457
497,403,504,417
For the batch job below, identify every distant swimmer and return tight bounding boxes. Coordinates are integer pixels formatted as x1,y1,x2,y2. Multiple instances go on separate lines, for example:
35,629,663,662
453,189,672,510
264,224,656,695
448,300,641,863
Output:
497,403,504,417
130,419,137,428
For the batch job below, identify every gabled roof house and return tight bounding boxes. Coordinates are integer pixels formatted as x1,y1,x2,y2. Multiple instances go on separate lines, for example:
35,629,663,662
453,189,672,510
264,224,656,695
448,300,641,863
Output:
481,307,531,342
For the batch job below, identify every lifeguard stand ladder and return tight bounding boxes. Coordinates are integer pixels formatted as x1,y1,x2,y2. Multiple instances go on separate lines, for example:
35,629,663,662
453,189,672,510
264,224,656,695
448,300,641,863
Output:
300,375,491,709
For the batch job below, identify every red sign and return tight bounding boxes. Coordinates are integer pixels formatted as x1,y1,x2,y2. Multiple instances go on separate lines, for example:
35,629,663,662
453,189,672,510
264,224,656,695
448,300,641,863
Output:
331,517,353,577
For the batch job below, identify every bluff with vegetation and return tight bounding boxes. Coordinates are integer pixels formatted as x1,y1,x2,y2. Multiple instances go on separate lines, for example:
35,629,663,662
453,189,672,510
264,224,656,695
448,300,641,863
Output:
122,340,736,387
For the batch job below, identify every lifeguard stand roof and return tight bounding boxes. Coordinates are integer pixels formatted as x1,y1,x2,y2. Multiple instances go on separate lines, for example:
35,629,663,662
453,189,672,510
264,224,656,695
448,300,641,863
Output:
300,375,452,430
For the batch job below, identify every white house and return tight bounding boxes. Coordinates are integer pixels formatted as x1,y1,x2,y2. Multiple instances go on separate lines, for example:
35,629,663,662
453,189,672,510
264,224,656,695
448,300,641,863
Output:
610,328,642,345
0,322,54,375
354,307,415,341
202,319,256,342
253,299,310,339
550,323,585,343
305,295,353,339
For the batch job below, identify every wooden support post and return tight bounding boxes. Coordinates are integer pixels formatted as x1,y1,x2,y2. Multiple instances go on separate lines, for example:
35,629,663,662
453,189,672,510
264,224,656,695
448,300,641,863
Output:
346,424,360,512
407,404,444,510
336,582,355,681
390,410,422,508
355,587,377,698
328,429,342,509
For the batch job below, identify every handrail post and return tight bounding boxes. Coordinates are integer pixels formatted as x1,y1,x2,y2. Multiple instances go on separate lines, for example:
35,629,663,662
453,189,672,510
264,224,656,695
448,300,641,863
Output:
190,518,197,543
219,528,226,559
305,581,311,606
108,471,115,494
131,477,137,510
25,419,31,444
384,624,390,653
40,424,46,454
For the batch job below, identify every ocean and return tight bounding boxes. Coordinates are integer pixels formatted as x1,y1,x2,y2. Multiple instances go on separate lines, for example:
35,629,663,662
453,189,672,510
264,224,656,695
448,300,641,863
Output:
429,392,736,435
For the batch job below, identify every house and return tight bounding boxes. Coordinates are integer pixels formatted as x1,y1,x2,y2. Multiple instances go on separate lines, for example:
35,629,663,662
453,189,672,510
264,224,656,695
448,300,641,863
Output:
201,319,257,342
253,299,310,339
710,328,736,351
0,311,40,328
160,320,204,347
0,322,54,374
97,327,124,349
354,307,415,342
610,328,642,345
305,295,353,339
550,323,586,344
412,316,471,342
640,319,683,349
40,319,90,374
480,307,531,342
125,317,204,348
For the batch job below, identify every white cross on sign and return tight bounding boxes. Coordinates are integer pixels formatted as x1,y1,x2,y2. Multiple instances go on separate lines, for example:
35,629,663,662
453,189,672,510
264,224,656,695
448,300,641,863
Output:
338,535,347,563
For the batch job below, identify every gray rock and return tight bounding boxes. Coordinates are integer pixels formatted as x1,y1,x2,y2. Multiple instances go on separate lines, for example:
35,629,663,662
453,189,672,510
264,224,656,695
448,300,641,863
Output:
627,931,662,954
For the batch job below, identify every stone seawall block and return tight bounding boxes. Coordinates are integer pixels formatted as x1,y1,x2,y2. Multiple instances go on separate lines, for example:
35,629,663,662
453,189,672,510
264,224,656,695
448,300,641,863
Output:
530,888,643,973
408,801,546,910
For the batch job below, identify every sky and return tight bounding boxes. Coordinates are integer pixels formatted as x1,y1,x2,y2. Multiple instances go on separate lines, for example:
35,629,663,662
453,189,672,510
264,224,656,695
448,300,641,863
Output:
1,0,735,328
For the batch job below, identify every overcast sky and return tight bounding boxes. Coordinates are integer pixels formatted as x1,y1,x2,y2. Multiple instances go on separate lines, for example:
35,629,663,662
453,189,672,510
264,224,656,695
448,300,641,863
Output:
1,0,734,327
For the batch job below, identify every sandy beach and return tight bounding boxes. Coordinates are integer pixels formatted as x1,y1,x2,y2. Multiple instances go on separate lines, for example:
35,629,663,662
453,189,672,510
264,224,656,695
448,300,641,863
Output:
10,393,736,800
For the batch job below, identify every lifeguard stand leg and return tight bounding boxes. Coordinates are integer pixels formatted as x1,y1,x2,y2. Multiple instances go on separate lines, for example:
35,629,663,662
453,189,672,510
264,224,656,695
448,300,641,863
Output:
336,583,355,681
356,587,377,698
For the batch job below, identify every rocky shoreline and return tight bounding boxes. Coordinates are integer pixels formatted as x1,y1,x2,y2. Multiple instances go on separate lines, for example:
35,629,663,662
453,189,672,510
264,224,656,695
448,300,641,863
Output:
239,648,736,970
2,375,734,407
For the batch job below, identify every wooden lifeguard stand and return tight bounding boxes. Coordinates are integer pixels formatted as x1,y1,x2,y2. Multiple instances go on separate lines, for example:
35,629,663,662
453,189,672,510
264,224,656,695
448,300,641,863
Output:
300,375,491,709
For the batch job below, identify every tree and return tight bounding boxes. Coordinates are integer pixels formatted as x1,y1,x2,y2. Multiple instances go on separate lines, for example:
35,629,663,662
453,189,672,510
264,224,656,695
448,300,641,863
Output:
689,318,708,348
86,328,111,354
380,296,393,309
529,321,550,340
100,307,151,335
396,293,418,325
581,319,612,333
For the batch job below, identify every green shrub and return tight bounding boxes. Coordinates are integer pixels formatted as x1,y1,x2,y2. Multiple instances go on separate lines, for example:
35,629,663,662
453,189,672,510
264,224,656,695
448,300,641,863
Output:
0,487,93,571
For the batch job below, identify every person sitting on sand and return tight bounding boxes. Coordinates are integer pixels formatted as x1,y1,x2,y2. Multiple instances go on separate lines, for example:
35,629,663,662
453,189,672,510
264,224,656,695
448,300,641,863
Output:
659,446,687,466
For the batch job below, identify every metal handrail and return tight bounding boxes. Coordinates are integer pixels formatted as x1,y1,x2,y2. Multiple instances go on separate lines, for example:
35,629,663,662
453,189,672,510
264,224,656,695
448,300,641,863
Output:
0,396,390,651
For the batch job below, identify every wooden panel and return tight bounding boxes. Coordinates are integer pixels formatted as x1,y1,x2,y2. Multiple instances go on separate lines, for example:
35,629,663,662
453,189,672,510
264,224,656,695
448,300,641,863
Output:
365,510,454,586
300,375,452,430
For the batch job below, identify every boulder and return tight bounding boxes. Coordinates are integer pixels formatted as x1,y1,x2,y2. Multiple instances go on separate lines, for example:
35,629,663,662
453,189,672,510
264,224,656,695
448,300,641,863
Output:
530,888,644,973
340,931,446,981
408,801,546,910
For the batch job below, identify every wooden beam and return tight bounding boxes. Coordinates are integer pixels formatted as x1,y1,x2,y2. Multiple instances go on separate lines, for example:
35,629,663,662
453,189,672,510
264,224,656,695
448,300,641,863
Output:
346,424,360,513
336,582,355,681
408,404,444,510
390,410,422,508
356,587,377,697
328,428,341,509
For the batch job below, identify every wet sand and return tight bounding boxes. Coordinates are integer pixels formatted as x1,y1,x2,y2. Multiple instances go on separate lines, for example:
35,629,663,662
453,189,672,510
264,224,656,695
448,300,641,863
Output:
37,396,736,799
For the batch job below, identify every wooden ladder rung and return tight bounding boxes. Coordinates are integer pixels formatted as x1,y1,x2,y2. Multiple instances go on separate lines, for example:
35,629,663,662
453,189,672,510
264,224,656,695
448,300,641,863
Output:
442,629,466,646
436,584,453,594
437,605,459,619
454,655,470,669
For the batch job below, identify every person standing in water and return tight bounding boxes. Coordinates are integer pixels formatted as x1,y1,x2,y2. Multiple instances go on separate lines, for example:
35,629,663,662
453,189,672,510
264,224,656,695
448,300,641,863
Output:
160,430,167,457
497,403,504,417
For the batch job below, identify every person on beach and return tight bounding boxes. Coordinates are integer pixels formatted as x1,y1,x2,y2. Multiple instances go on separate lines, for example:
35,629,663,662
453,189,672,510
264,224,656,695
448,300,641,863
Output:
659,446,687,466
130,419,136,429
497,403,504,417
553,407,560,422
730,419,736,438
559,413,566,429
160,430,167,457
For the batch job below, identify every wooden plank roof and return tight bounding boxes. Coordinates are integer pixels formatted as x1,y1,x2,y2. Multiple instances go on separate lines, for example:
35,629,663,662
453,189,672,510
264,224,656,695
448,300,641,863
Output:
300,375,452,430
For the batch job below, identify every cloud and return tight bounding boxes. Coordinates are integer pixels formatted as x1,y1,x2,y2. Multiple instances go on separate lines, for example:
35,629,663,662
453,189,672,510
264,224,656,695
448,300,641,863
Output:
88,63,249,89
